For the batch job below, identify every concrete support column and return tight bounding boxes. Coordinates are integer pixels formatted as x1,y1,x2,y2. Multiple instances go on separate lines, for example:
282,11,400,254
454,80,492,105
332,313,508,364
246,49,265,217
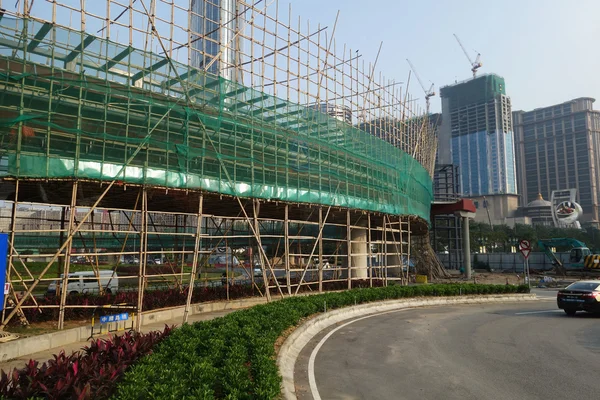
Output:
386,242,402,278
456,211,476,279
351,222,368,279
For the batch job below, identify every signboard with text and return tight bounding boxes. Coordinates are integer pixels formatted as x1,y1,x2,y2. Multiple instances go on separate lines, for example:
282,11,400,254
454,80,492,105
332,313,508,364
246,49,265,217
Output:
100,312,129,324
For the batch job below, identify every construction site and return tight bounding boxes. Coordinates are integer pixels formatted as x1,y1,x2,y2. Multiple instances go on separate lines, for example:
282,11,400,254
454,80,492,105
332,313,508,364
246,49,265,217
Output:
0,0,440,330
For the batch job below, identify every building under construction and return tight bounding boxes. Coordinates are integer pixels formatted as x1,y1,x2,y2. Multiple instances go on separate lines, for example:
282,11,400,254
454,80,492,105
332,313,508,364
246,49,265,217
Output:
0,0,438,330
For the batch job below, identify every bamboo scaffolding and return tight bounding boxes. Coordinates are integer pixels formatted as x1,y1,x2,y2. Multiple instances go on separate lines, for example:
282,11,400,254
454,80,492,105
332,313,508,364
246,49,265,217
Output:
0,0,438,329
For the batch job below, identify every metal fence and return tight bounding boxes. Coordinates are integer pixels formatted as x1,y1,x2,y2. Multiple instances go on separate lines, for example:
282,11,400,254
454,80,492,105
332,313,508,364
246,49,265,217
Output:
437,252,572,272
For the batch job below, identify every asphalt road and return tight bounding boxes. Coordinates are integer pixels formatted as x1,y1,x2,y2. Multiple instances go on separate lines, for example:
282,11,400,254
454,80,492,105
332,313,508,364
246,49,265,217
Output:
294,290,600,400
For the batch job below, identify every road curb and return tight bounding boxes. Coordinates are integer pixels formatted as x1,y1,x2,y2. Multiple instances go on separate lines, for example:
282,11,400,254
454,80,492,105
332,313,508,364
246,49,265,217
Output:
277,293,537,400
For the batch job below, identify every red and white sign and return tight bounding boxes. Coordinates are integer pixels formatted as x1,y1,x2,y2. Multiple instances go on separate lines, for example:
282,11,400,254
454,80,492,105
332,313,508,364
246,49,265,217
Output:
3,283,9,295
519,239,531,259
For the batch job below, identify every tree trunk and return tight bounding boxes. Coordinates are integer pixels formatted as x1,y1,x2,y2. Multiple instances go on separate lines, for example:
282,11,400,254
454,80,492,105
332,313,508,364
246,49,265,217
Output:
412,234,450,280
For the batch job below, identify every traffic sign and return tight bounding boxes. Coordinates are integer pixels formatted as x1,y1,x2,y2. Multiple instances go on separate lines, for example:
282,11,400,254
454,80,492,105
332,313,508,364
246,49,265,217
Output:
519,239,531,260
518,239,532,287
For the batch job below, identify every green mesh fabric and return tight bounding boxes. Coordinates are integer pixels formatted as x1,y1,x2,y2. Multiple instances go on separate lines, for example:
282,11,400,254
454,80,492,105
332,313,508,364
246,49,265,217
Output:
0,16,432,222
440,74,506,110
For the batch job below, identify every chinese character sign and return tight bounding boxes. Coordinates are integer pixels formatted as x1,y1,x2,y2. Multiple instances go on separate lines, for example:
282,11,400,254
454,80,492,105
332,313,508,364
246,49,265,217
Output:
100,312,129,324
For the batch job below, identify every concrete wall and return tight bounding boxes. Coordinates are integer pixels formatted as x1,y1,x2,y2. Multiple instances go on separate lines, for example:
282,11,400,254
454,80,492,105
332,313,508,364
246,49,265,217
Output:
0,297,268,363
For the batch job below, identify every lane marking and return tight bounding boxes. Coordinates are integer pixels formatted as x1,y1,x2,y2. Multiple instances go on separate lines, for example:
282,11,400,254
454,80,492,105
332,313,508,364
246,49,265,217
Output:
308,308,413,400
515,309,563,315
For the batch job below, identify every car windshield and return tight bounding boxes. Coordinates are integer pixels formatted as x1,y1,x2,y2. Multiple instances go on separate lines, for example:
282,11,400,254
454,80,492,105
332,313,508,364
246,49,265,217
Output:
566,282,600,291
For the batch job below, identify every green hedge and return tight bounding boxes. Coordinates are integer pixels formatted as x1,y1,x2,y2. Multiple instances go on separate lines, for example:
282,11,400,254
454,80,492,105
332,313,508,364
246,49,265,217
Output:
113,284,529,399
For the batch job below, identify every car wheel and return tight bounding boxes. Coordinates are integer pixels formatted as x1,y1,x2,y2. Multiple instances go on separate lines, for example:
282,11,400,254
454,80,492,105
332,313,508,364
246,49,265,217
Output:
564,308,577,316
69,291,79,296
105,288,112,295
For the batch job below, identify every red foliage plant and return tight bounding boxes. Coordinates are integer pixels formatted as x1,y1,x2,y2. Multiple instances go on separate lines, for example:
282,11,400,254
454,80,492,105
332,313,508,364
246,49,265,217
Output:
0,326,173,400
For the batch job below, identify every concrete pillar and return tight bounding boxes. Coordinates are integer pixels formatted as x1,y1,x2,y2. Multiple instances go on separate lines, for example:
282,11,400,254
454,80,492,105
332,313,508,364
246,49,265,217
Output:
463,216,471,279
386,242,403,278
351,223,368,279
456,211,476,279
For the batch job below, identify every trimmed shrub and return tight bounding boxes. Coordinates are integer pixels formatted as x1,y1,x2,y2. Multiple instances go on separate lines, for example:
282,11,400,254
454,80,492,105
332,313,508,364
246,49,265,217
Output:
114,284,529,399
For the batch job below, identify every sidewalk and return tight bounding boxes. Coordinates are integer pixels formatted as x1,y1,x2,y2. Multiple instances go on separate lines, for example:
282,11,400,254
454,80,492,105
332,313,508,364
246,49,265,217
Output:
0,308,237,373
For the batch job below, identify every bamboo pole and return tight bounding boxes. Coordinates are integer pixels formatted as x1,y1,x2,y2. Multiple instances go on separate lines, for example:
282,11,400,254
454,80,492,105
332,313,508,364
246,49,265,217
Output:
367,213,372,288
253,200,271,302
57,181,78,330
1,181,19,326
135,188,148,332
183,193,204,323
346,210,351,290
318,206,323,293
284,204,291,295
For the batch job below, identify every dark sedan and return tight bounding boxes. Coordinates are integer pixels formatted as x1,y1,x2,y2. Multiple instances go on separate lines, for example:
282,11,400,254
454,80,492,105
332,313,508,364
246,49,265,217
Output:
557,280,600,316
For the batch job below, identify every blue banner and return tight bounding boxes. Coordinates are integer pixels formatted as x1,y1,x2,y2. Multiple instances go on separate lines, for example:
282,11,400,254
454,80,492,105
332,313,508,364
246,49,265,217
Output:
0,234,8,311
100,312,129,324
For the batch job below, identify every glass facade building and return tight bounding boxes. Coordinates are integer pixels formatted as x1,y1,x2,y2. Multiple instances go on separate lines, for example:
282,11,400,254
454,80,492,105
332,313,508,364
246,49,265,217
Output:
440,74,517,197
190,0,238,80
513,98,600,223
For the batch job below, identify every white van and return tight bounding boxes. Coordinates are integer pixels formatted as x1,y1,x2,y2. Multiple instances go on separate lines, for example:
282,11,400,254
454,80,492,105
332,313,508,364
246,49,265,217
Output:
47,270,119,295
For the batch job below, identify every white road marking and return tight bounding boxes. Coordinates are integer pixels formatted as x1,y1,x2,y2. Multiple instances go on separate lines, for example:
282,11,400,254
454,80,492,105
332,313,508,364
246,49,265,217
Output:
308,308,413,400
515,309,563,315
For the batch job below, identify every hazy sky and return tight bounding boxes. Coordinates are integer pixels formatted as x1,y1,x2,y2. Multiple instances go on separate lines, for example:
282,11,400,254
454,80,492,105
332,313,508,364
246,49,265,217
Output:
287,0,600,114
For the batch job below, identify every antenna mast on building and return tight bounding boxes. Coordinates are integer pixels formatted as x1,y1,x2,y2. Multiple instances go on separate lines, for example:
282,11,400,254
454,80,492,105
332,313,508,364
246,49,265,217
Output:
406,59,435,113
453,34,482,78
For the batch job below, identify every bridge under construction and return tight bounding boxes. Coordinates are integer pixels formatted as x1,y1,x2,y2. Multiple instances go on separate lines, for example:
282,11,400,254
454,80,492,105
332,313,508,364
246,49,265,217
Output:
0,0,438,330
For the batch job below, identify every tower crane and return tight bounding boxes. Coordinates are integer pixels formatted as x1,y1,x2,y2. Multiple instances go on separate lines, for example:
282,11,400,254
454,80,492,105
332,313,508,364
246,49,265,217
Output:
406,59,435,113
453,33,482,78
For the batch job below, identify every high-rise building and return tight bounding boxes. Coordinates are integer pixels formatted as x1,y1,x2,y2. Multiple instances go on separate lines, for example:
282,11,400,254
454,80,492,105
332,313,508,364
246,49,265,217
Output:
190,0,239,80
513,98,600,223
439,74,517,198
311,103,353,124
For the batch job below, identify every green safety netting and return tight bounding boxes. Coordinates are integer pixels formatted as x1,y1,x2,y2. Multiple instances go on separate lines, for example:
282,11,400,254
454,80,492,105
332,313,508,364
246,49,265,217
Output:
0,16,432,222
440,74,506,110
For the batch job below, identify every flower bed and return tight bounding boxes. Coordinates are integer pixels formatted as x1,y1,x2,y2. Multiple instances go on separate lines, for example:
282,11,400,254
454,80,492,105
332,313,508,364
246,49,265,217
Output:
0,326,173,399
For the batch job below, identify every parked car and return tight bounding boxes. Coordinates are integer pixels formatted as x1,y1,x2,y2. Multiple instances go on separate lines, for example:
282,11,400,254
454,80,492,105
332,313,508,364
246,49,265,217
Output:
47,270,119,296
557,280,600,316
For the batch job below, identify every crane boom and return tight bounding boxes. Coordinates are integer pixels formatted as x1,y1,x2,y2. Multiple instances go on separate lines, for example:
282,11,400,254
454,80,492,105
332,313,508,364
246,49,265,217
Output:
453,34,473,65
406,59,427,94
453,33,483,78
405,59,435,112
